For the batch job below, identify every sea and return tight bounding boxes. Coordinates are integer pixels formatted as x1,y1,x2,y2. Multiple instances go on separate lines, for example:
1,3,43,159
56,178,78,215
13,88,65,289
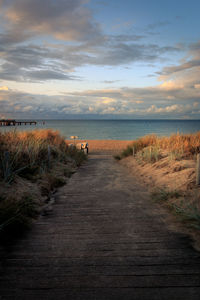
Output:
0,120,200,140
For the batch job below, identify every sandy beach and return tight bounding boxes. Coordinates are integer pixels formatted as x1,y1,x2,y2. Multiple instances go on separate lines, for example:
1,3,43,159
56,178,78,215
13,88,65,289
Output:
66,139,132,152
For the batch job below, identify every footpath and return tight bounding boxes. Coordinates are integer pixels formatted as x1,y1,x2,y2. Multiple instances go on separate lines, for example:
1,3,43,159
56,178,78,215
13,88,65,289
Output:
0,153,200,299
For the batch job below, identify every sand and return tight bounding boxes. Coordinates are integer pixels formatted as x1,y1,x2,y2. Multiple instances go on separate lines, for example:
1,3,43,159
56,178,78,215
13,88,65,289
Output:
120,155,196,192
66,139,132,152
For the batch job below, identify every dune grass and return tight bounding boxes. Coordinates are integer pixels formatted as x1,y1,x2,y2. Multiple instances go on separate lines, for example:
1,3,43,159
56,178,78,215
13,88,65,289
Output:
0,129,86,240
118,131,200,161
117,132,200,233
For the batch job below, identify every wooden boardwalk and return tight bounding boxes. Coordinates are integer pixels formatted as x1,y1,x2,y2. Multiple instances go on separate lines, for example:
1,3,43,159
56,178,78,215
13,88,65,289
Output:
0,153,200,299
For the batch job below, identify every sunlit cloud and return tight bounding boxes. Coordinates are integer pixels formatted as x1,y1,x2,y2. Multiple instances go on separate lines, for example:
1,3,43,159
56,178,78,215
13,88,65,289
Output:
102,97,116,104
159,81,184,91
0,86,9,91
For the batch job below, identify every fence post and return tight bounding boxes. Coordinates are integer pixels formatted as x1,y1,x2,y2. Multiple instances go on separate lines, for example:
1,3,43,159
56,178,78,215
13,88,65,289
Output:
149,146,152,161
133,146,135,157
196,153,200,185
48,145,51,169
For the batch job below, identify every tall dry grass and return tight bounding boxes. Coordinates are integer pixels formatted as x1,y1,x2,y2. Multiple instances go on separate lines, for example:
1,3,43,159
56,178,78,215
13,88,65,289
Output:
120,131,200,160
0,129,86,182
0,129,86,240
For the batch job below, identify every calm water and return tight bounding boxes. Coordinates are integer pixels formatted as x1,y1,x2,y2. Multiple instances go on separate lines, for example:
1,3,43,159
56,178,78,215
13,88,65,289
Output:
0,120,200,140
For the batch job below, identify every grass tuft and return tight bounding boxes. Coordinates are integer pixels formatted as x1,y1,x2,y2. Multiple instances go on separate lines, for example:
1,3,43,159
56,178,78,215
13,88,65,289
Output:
172,202,200,229
121,146,133,158
151,188,182,202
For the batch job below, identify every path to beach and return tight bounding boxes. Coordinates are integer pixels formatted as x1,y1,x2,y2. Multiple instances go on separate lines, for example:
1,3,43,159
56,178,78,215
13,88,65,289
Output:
1,151,200,299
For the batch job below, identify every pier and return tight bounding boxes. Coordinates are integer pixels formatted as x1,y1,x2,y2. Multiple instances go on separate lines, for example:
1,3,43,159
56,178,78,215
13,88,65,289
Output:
0,119,37,126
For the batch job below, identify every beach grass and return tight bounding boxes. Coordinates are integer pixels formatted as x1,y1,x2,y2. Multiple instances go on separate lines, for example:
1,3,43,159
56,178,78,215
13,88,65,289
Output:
0,129,86,240
119,131,200,161
118,132,200,235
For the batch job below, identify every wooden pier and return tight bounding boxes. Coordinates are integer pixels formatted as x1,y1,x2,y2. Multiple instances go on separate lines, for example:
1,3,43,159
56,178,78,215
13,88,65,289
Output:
0,119,37,126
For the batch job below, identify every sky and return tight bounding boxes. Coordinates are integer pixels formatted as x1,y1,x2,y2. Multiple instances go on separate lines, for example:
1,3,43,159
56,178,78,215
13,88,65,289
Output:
0,0,200,119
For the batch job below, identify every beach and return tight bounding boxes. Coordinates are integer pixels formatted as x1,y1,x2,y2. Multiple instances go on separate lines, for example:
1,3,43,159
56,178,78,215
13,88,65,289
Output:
66,139,133,152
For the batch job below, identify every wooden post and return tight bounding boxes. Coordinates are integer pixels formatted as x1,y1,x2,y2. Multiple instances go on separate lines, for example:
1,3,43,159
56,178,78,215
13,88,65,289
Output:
149,146,152,161
196,153,200,185
48,146,51,169
133,146,135,157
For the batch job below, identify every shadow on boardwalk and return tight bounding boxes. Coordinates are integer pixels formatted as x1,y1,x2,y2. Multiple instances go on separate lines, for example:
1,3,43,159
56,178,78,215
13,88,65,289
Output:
0,153,200,300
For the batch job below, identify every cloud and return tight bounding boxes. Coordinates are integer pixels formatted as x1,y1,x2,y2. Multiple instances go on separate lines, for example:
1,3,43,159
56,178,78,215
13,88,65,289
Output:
0,86,9,91
102,97,116,104
1,85,200,119
86,43,180,66
23,105,33,112
102,80,121,84
158,41,200,80
159,59,200,76
0,0,182,83
0,44,77,81
147,104,181,113
0,39,181,82
159,81,184,91
0,0,101,42
0,1,199,120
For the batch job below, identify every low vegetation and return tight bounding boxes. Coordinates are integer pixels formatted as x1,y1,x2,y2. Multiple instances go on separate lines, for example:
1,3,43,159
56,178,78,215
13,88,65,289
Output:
151,188,200,230
151,188,182,202
117,132,200,238
117,131,200,161
0,129,86,241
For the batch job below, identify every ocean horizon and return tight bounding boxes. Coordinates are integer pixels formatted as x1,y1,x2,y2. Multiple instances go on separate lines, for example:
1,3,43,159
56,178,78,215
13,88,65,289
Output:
0,119,200,140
